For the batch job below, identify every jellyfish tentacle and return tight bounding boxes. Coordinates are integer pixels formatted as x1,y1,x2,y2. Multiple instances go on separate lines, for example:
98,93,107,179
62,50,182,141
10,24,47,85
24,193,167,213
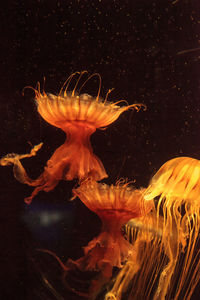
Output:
105,252,140,300
104,88,115,104
78,72,102,102
62,71,80,97
37,249,68,271
144,156,200,299
71,71,87,97
37,249,91,298
22,85,40,97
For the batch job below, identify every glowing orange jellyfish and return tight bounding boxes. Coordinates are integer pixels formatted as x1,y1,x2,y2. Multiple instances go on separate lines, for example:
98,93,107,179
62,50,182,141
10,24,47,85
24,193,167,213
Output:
70,180,154,295
105,157,200,300
143,156,200,300
0,72,145,204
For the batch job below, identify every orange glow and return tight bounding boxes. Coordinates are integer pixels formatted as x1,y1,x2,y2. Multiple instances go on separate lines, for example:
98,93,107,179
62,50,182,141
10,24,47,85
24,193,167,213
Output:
145,156,200,205
1,73,200,299
0,72,145,204
71,181,154,285
105,157,200,300
33,181,153,298
105,213,163,300
144,156,200,300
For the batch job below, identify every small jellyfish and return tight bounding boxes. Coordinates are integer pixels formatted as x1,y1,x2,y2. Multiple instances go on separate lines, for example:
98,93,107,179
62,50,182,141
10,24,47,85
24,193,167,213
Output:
0,72,145,204
144,156,200,300
70,180,154,295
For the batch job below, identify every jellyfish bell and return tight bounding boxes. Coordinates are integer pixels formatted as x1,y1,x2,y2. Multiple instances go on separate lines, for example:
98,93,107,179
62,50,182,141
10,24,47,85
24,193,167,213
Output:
0,72,146,204
144,156,200,204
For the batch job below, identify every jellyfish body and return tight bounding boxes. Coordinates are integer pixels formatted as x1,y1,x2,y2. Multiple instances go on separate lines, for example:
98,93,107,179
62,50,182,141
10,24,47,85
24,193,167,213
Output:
32,181,153,298
72,181,154,284
0,72,145,204
105,157,200,300
145,156,200,205
144,156,200,300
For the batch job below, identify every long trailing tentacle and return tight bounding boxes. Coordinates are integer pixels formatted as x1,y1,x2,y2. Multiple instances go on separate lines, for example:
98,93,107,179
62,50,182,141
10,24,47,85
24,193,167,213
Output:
37,249,68,271
37,249,91,298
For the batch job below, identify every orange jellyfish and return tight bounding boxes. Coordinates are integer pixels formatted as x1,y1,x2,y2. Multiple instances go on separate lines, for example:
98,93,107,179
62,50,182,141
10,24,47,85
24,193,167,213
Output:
0,72,145,204
69,180,154,295
143,156,200,300
105,157,200,300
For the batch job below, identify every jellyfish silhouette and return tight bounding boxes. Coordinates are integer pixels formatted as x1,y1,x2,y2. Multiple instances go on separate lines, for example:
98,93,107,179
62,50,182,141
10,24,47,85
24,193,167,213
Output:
105,157,200,300
0,72,145,204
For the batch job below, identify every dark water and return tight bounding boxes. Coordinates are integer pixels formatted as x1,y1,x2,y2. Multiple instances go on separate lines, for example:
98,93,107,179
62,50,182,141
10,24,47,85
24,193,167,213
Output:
0,0,200,299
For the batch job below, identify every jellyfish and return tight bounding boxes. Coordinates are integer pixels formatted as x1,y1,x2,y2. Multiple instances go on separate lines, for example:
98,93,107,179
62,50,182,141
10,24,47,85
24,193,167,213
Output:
69,180,154,296
33,180,153,298
105,157,200,300
0,72,145,204
143,156,200,300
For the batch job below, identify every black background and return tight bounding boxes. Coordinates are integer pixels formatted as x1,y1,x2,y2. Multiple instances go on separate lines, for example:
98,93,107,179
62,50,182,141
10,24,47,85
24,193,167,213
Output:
0,0,200,299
